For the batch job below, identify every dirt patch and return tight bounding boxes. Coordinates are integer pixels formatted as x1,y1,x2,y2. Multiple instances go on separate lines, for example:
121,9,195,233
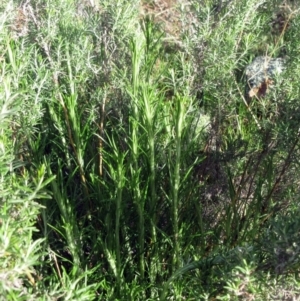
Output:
140,0,194,45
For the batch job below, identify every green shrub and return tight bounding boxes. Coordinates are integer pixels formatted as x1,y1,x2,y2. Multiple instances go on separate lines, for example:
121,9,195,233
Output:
1,0,300,299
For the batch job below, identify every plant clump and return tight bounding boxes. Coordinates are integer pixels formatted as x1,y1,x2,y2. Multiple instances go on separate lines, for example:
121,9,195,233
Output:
1,0,300,300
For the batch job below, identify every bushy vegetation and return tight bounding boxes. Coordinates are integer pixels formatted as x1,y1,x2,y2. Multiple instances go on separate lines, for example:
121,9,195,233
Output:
1,0,300,299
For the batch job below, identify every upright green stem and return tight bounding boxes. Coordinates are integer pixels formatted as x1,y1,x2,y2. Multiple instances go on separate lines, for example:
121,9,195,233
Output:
142,87,158,282
47,163,82,272
130,37,145,279
106,135,127,293
172,95,185,271
115,153,124,291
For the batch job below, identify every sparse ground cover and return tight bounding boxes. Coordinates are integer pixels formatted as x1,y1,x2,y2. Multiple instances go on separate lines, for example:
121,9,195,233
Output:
1,0,300,300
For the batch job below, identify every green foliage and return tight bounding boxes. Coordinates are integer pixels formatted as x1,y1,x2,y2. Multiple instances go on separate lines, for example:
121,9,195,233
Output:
1,0,300,300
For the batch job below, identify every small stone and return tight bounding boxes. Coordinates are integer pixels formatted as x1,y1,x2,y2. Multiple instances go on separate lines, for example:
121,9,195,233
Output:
245,56,285,99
